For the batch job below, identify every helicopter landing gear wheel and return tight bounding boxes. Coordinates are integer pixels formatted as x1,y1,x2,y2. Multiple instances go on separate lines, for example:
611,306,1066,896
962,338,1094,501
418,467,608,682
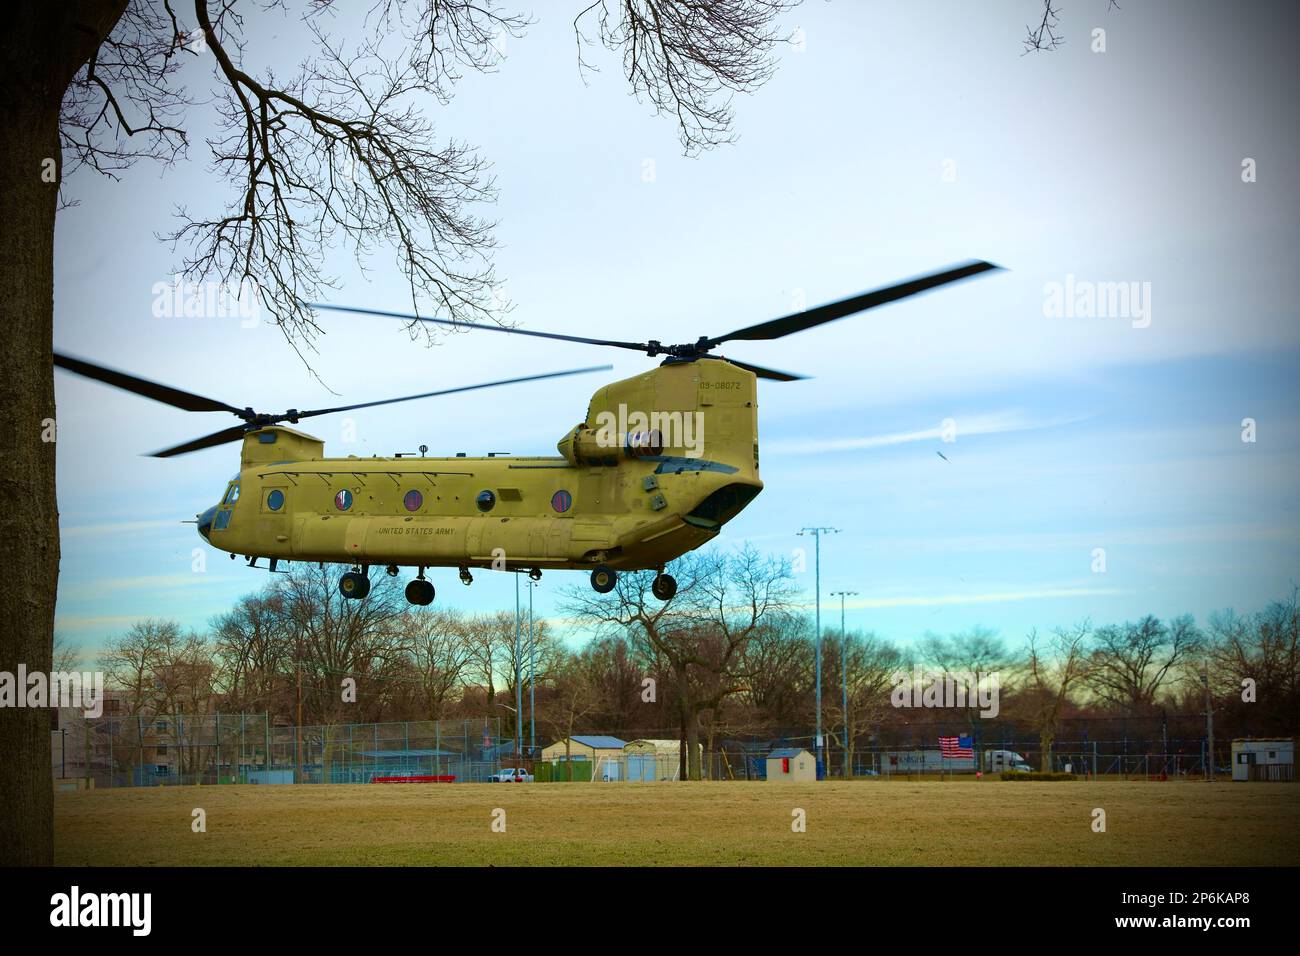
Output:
339,571,371,600
590,565,617,594
405,578,435,606
459,567,473,586
652,573,677,601
528,567,542,581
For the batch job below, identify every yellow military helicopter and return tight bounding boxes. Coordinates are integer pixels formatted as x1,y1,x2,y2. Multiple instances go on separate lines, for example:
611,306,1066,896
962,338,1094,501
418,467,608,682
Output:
55,260,998,605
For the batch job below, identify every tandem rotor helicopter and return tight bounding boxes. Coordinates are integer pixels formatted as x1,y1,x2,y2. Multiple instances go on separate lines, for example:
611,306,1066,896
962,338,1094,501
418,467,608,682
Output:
55,260,999,606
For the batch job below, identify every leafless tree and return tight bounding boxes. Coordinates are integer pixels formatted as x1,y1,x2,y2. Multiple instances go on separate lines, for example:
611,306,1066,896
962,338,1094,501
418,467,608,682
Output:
405,608,473,722
4,0,802,858
1084,614,1201,715
211,589,295,714
561,544,796,780
542,662,600,771
1200,591,1299,737
1023,0,1065,53
1024,624,1092,772
574,0,796,154
1023,0,1122,54
825,630,905,776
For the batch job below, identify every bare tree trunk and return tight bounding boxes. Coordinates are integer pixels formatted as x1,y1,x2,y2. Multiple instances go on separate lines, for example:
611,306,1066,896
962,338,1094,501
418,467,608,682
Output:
1040,729,1055,773
0,66,60,870
686,717,702,781
675,662,688,781
0,0,126,865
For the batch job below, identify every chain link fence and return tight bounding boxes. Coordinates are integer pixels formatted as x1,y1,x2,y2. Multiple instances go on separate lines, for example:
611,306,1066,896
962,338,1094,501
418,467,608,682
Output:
51,711,1262,787
53,712,511,787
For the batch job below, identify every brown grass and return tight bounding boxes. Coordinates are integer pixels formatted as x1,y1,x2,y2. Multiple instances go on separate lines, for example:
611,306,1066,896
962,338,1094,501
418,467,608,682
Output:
53,779,1300,866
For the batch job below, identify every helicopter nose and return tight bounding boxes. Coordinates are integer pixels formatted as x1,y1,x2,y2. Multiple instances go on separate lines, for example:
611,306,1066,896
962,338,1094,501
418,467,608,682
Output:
196,505,217,541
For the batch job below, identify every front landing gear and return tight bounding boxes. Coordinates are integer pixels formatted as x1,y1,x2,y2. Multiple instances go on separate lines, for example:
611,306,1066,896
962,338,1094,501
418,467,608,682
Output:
590,565,617,594
339,569,371,600
405,578,435,606
652,573,677,601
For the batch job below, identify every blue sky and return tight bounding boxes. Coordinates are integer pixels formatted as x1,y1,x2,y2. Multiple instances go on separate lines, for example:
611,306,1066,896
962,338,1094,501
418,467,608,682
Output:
52,0,1300,656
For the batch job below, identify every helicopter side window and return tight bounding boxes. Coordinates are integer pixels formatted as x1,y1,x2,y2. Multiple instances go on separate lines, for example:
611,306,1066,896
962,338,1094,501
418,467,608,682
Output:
223,482,240,505
476,490,496,512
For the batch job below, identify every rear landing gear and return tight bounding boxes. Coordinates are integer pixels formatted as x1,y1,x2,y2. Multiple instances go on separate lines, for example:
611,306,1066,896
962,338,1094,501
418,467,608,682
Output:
652,573,677,601
459,567,473,586
590,564,617,594
339,570,371,600
405,578,435,606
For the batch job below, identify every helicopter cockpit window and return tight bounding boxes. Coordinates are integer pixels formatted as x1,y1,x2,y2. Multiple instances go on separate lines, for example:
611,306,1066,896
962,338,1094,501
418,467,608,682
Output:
223,482,240,505
476,490,496,512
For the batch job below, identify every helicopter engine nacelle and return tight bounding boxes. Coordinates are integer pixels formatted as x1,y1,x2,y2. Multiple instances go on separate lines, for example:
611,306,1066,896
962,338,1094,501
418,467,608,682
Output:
556,424,663,467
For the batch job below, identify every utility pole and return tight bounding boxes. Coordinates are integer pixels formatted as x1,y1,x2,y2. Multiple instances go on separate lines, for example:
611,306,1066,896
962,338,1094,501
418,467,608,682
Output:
527,578,538,757
514,573,523,765
295,658,303,784
831,590,858,778
798,526,839,777
1202,660,1215,782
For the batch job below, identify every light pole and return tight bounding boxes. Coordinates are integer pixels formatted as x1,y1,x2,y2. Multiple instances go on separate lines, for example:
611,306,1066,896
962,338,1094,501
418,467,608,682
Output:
1201,662,1215,782
514,573,522,764
527,578,538,757
831,590,858,778
798,526,839,776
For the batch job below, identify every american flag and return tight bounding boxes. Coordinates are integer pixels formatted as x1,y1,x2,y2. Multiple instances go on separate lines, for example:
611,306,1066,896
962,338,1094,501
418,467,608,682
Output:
939,735,974,758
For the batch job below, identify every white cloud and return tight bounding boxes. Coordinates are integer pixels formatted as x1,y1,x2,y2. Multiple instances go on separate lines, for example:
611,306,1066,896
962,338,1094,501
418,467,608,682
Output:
762,410,1090,456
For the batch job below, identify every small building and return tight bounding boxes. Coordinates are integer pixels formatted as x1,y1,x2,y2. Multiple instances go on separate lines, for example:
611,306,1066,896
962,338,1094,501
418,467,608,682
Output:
1231,738,1294,782
540,735,627,780
623,739,701,781
766,748,816,782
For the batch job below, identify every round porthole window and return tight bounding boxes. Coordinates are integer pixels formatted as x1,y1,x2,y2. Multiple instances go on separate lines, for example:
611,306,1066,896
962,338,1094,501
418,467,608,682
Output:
551,490,572,513
334,489,353,511
475,489,496,512
403,490,423,512
267,489,285,512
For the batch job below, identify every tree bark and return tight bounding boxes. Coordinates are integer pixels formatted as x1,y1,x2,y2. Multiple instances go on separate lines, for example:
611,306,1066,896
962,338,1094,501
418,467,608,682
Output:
0,70,61,871
0,0,127,865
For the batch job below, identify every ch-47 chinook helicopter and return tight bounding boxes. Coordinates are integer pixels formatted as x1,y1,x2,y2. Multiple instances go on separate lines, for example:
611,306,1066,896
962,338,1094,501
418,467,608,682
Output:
55,260,999,606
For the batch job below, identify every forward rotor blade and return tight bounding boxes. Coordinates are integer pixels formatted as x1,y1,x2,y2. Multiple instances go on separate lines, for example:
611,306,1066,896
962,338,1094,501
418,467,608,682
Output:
721,357,807,382
706,260,1003,346
148,425,250,459
291,365,615,420
55,353,244,415
308,302,652,354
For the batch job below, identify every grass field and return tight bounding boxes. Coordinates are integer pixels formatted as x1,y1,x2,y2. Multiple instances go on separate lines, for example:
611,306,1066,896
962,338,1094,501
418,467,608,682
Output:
54,779,1300,866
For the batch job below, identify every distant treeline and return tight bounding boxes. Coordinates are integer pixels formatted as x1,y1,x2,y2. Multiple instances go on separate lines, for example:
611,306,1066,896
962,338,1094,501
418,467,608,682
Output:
69,548,1299,779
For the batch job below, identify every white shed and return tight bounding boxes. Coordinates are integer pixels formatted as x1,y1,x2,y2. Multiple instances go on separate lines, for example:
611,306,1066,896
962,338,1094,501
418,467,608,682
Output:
766,748,816,782
1231,738,1294,782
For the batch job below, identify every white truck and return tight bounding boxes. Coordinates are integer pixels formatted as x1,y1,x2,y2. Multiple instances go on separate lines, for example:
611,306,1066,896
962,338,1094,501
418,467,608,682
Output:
983,749,1032,773
487,767,533,782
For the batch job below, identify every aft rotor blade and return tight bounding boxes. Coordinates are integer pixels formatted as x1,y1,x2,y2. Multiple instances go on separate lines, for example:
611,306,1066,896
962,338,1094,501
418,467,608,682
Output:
148,425,250,458
308,302,653,354
706,260,1003,346
55,353,244,415
291,365,615,420
722,357,807,382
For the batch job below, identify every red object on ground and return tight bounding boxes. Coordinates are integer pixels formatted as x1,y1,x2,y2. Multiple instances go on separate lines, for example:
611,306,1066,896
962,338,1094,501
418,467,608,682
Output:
371,775,456,783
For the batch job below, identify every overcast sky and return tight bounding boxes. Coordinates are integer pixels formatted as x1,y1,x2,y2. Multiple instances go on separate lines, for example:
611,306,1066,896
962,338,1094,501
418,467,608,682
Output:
52,0,1300,657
